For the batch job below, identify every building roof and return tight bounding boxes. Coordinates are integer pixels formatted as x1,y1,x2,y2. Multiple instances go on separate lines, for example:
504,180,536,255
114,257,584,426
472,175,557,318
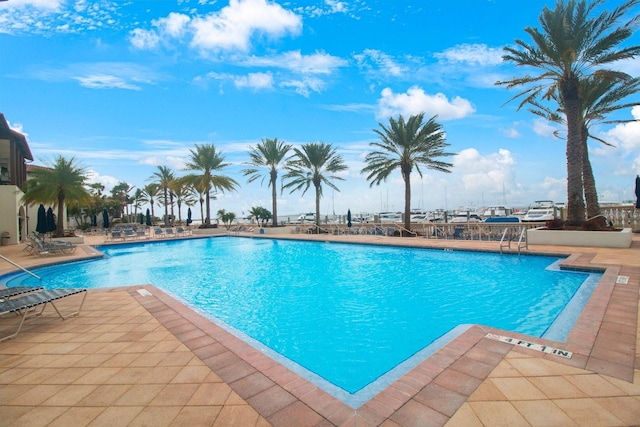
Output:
0,113,34,161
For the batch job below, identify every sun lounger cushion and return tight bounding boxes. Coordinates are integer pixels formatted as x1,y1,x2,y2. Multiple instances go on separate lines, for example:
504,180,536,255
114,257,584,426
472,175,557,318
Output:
0,286,44,301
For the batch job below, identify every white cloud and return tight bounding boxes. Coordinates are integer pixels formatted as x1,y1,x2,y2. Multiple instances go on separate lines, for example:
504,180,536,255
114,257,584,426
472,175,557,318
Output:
353,49,406,77
280,76,325,97
85,169,120,194
434,43,504,66
233,72,274,90
377,86,475,120
2,0,63,10
241,50,347,74
132,0,302,54
129,28,161,50
532,118,559,138
455,148,516,196
605,105,640,152
74,74,142,90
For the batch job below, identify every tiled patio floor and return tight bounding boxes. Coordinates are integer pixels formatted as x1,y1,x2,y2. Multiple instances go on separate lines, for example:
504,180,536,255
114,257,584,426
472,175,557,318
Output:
0,232,638,426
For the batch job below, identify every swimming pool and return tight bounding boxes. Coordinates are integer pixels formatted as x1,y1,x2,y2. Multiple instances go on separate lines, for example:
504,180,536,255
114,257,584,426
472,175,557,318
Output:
2,237,601,407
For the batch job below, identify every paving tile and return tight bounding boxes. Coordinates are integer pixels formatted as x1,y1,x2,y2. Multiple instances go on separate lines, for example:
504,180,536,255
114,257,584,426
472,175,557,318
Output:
87,406,145,427
148,383,200,406
47,406,104,427
128,405,182,427
512,400,580,426
553,397,625,426
490,377,547,400
41,384,97,406
114,383,165,406
468,401,529,426
413,383,467,417
528,375,588,399
9,406,68,427
76,384,132,406
187,382,233,406
247,385,297,418
389,399,449,427
173,405,223,426
564,373,627,397
443,403,483,427
593,396,640,425
267,400,324,427
213,404,261,427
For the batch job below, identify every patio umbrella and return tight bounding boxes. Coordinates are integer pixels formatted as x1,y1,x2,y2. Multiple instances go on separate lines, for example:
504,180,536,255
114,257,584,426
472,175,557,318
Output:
635,175,640,209
35,204,48,234
46,207,57,233
186,207,193,225
102,208,109,229
139,213,144,225
347,209,352,228
145,208,152,226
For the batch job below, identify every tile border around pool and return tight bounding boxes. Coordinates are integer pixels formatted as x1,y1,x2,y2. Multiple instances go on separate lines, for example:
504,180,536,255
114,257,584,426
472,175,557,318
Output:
90,250,637,426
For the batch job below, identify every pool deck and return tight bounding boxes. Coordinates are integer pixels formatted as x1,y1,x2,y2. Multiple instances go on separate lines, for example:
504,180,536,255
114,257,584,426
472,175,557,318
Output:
0,232,638,426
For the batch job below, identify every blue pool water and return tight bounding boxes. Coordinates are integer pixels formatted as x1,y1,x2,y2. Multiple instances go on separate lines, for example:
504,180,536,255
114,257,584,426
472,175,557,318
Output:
2,237,600,406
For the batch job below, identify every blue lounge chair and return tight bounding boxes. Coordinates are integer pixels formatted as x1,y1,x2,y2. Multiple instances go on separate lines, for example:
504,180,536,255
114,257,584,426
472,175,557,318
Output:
0,288,87,342
153,227,165,238
165,228,176,237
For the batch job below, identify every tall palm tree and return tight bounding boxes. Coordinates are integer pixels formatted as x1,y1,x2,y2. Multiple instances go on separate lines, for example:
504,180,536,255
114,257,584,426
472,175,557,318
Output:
140,183,160,225
529,76,640,218
169,177,196,224
497,0,640,225
361,113,454,232
22,156,91,237
243,138,292,227
283,142,347,227
184,144,238,226
150,166,175,225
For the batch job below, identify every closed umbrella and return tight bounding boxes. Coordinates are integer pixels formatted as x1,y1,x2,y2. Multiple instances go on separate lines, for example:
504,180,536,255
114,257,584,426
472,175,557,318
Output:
635,175,640,209
145,208,152,226
347,209,352,229
139,213,144,225
46,207,57,233
186,207,193,225
102,208,109,229
35,204,48,234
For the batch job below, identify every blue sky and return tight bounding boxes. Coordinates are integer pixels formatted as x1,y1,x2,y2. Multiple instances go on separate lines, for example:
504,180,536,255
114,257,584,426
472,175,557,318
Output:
1,0,639,220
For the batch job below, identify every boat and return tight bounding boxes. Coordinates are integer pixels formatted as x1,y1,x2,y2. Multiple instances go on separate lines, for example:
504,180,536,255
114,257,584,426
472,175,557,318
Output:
449,211,483,223
378,212,402,223
482,205,512,217
523,201,558,222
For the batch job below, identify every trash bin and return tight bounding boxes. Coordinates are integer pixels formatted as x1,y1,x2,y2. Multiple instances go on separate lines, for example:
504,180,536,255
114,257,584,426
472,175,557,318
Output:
1,231,9,246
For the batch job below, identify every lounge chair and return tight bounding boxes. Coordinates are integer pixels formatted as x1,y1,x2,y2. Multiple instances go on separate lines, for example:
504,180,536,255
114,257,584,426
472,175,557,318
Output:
164,228,176,237
136,230,147,239
175,226,190,236
123,229,136,239
0,286,44,301
28,234,77,256
0,288,87,342
153,227,165,238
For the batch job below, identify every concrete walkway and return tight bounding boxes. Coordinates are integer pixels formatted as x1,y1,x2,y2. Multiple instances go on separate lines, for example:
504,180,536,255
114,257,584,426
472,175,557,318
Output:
0,231,638,426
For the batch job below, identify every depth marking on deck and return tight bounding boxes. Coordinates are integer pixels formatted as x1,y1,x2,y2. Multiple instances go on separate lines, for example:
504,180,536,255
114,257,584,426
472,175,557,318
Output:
616,275,629,285
137,289,153,297
485,333,572,358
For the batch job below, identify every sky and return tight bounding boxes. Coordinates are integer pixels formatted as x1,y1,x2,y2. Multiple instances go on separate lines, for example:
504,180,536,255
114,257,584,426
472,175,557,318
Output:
1,0,639,221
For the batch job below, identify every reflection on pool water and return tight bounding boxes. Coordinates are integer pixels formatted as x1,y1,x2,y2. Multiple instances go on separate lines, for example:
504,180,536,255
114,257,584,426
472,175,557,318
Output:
2,237,601,407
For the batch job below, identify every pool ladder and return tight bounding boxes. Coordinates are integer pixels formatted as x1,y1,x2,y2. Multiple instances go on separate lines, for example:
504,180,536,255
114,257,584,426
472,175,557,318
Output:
499,227,528,255
0,254,41,280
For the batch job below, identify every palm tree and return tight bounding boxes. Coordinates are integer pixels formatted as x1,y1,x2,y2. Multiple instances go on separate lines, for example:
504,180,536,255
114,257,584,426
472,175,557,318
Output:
184,144,238,226
22,156,91,237
150,166,175,226
529,75,640,218
111,181,134,221
169,177,196,224
283,142,347,228
497,0,640,225
140,183,160,225
361,113,454,232
243,138,292,227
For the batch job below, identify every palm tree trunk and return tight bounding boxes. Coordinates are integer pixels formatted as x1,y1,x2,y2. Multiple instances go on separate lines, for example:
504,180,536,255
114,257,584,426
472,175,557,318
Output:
205,193,211,225
200,197,204,226
315,184,321,229
150,200,155,226
403,176,411,232
581,130,600,218
56,196,65,238
271,170,278,227
163,187,169,225
563,85,586,225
